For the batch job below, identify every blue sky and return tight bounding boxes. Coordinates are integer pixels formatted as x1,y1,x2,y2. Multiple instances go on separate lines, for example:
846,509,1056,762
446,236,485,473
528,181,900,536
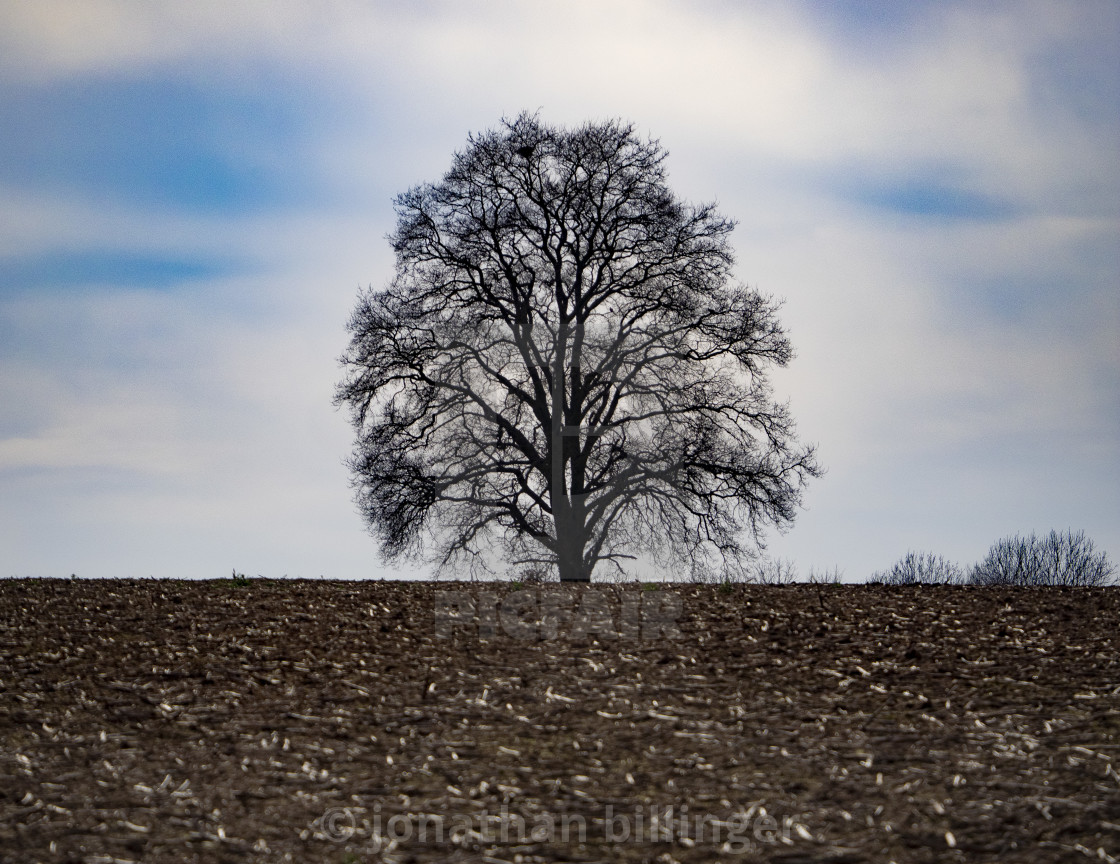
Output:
2,0,1117,580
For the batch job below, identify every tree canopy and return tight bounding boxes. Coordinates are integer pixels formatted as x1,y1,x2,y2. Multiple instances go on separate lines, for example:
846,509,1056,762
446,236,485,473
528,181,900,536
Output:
336,114,820,581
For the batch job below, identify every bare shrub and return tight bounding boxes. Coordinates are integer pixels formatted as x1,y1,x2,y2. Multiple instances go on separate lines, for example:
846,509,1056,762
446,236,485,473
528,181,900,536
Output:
751,558,799,585
517,565,557,584
967,530,1116,587
871,552,963,585
807,566,844,584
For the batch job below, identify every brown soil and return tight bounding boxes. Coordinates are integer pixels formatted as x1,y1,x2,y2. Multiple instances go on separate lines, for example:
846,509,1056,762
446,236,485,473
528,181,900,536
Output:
2,579,1118,863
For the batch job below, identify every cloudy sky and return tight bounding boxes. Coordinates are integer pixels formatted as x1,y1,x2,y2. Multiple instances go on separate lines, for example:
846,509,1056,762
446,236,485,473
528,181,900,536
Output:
2,0,1117,581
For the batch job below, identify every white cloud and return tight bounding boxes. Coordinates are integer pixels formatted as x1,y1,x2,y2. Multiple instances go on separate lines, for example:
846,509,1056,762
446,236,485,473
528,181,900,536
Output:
0,0,340,80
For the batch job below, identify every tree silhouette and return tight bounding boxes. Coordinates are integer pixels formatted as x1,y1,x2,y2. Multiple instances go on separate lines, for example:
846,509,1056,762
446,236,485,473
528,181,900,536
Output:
967,530,1116,586
336,114,820,581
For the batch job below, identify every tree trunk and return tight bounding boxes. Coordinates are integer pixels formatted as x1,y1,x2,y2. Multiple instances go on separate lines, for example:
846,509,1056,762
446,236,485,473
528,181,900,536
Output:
556,531,589,582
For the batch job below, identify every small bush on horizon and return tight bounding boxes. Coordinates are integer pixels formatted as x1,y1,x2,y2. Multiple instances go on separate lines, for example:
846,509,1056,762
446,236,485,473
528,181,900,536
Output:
516,565,556,584
807,566,844,584
228,569,252,587
872,552,963,586
751,558,799,585
968,529,1116,587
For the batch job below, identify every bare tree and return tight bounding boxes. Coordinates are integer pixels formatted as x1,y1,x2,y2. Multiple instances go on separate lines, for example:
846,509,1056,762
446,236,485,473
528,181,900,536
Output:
336,114,820,582
967,530,1116,586
871,552,963,585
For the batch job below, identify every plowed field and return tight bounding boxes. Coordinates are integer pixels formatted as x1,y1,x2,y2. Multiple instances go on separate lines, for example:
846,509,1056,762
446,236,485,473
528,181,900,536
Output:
2,580,1118,863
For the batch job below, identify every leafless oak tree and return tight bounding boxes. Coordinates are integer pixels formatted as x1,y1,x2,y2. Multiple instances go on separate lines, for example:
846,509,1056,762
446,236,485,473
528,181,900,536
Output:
336,114,820,581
